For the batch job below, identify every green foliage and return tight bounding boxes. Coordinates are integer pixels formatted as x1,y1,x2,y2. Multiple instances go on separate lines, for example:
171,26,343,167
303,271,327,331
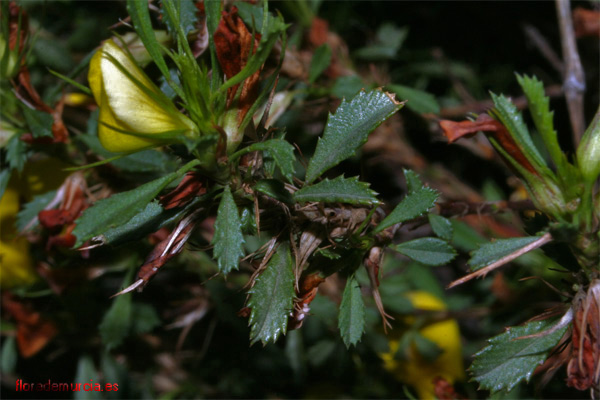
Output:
131,303,161,334
386,84,440,114
161,0,197,37
355,23,408,60
247,244,295,345
516,74,568,176
338,275,366,348
21,107,54,138
490,92,549,174
101,201,175,246
254,179,295,204
375,174,438,233
4,2,594,398
294,175,379,205
212,185,245,274
331,75,365,100
16,190,56,231
99,275,133,350
391,237,456,266
0,169,10,199
1,336,17,374
470,318,569,393
412,332,443,362
237,1,265,30
74,355,102,400
309,44,332,83
428,214,453,241
126,0,171,82
72,161,198,248
468,236,543,271
78,135,177,174
305,89,403,183
6,134,27,172
243,139,296,183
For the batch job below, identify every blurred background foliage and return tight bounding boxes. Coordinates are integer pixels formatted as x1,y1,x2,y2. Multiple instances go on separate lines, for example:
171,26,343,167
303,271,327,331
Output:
1,0,598,399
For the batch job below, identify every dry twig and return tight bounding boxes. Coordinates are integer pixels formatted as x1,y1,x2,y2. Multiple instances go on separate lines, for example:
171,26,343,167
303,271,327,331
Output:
556,0,586,144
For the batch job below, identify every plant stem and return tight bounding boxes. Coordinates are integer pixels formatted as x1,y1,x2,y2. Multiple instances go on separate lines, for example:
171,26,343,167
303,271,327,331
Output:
556,0,586,146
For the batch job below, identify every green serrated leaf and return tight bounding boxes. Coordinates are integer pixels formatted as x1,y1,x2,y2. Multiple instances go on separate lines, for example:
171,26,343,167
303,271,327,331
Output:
387,84,440,114
490,93,549,174
131,303,161,334
469,236,542,271
99,273,133,350
294,175,379,205
102,201,181,246
248,243,295,345
21,107,54,138
338,274,366,348
375,186,438,233
309,44,332,83
16,190,56,231
391,237,456,266
404,169,423,192
72,160,198,248
6,134,27,172
428,214,453,240
305,89,403,183
516,74,567,174
212,186,245,274
245,139,296,183
470,318,569,393
254,179,295,204
74,355,102,400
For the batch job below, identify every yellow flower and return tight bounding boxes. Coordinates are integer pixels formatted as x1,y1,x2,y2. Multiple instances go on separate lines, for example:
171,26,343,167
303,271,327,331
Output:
88,39,197,153
0,159,71,289
380,291,465,400
0,183,36,289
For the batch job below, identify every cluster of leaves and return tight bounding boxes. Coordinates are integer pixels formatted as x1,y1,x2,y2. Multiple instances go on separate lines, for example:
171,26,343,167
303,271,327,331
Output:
1,0,598,399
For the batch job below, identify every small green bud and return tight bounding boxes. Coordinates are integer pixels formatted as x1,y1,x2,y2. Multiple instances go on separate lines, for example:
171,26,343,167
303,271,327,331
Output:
576,107,600,183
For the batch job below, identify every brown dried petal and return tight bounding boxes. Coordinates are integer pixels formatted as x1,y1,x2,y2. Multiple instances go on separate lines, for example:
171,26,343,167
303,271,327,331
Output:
440,114,539,175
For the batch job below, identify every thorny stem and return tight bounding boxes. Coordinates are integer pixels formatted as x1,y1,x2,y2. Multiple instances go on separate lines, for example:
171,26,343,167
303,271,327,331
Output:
447,232,553,288
556,0,586,145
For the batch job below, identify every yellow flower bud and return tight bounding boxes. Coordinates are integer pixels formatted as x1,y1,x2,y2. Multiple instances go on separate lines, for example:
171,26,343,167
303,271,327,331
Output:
88,39,197,153
379,291,464,400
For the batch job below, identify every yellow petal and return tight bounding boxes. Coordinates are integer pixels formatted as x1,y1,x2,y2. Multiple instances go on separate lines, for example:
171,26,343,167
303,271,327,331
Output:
379,291,465,399
0,184,36,289
88,39,196,153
